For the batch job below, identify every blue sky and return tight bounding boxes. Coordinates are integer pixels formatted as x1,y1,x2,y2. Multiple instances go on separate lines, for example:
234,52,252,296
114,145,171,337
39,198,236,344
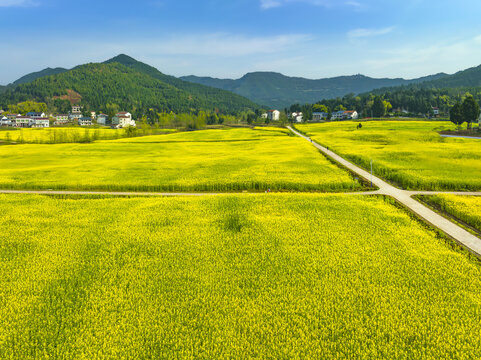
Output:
2,0,481,83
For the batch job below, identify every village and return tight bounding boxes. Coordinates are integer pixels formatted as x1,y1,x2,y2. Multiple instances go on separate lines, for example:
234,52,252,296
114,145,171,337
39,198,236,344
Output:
264,109,359,123
0,105,136,128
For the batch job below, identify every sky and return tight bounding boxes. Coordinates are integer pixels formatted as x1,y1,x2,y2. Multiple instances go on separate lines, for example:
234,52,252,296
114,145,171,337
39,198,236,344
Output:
2,0,481,83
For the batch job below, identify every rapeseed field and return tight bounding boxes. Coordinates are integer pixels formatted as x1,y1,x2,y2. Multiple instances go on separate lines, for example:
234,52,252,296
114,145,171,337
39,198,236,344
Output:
0,127,176,144
0,194,480,359
298,120,481,191
0,128,362,192
420,194,481,232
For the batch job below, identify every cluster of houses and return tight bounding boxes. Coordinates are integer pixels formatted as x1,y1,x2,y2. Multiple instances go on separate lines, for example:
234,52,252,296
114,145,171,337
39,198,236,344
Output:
260,108,359,123
0,112,50,128
287,110,359,123
261,110,281,121
0,106,136,129
312,110,359,122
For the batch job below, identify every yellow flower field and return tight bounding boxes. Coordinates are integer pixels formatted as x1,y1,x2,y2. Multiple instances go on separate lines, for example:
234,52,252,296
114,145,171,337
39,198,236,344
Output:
0,127,176,144
0,194,479,359
0,128,362,192
420,194,481,232
297,120,481,191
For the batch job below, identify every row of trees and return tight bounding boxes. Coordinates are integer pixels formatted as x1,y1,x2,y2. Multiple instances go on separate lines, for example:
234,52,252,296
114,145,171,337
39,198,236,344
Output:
319,87,481,118
449,95,480,129
7,101,48,115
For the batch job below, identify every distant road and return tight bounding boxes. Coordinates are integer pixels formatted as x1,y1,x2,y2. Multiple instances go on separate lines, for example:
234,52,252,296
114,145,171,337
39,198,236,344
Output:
288,126,481,257
440,134,481,140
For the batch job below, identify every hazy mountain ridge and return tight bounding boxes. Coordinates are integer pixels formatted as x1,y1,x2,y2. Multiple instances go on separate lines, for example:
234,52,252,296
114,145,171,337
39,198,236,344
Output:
12,67,68,86
181,72,449,108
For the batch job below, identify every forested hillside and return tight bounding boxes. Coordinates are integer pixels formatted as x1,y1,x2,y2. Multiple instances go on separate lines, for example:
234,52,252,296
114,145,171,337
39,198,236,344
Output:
293,86,481,118
181,71,448,108
0,58,259,116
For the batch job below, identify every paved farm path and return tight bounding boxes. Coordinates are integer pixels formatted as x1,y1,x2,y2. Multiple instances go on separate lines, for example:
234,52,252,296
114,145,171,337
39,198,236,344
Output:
288,126,481,257
440,134,481,140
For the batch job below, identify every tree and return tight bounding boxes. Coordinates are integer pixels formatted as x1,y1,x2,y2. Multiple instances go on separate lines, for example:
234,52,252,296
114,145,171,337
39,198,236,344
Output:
313,104,329,113
450,102,464,128
383,100,393,114
372,96,386,118
461,95,480,130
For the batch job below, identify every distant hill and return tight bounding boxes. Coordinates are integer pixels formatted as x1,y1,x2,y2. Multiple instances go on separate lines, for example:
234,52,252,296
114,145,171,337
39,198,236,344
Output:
417,64,481,89
12,67,68,86
0,55,259,115
312,64,481,116
181,72,448,108
103,54,257,112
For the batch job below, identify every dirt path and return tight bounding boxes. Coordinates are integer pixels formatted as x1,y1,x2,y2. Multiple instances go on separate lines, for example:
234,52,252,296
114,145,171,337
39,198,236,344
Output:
288,126,481,257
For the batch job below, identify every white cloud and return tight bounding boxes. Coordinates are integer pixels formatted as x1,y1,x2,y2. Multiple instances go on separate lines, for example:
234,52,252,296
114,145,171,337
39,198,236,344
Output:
361,35,481,78
347,27,395,39
260,0,363,10
146,33,312,57
260,0,282,9
0,0,37,7
0,32,314,82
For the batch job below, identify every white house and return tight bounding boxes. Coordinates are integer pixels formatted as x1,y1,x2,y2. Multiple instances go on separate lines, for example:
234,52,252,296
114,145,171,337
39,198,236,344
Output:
432,107,440,116
0,116,11,127
26,112,46,119
267,110,280,121
113,116,136,128
55,114,70,125
30,117,50,128
112,112,136,128
312,112,329,122
344,111,359,120
330,111,346,120
97,114,108,125
78,117,93,126
70,105,82,120
6,114,20,120
290,112,303,123
13,116,31,128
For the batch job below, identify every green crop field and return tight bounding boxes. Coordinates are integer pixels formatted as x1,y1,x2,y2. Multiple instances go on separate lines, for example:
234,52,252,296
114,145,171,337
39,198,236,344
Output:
420,194,481,232
0,127,176,144
297,120,481,191
0,127,362,192
0,194,480,359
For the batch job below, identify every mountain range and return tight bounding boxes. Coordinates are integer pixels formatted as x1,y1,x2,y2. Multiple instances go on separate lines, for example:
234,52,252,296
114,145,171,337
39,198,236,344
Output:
180,72,450,109
0,55,258,115
3,55,481,112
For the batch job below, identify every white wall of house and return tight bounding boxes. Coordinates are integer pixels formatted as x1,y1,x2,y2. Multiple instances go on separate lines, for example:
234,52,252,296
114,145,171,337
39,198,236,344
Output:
30,118,50,128
97,115,108,125
267,110,280,121
78,118,93,126
0,116,11,127
14,117,31,128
